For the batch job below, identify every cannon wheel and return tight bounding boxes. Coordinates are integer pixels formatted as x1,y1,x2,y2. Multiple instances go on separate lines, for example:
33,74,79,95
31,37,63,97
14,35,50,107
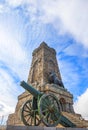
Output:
38,94,61,127
21,100,41,126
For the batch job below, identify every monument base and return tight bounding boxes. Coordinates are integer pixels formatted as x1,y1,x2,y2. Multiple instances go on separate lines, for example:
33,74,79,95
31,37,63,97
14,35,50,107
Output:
6,125,88,130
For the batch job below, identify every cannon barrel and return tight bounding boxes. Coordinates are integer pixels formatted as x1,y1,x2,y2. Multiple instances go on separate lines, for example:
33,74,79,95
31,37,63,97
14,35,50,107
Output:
20,81,42,98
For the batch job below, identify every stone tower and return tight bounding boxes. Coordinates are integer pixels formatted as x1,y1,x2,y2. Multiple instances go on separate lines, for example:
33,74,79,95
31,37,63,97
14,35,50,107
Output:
28,42,62,86
7,42,88,127
26,42,74,113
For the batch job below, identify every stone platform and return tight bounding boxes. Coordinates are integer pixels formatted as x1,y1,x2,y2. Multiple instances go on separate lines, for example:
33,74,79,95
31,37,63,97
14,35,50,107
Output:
6,126,88,130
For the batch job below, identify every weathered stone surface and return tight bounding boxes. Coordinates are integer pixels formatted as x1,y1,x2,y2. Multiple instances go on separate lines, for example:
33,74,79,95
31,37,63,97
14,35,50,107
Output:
28,42,62,86
7,42,88,127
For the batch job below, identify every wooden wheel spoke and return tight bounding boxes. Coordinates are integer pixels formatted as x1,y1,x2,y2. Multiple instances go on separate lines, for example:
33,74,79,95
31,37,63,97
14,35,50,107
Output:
25,104,31,110
26,115,31,122
44,112,49,119
34,111,38,125
31,116,33,124
49,113,51,120
42,108,48,113
47,96,52,105
24,109,30,113
33,117,35,124
24,113,31,117
49,96,54,104
47,113,51,123
42,103,48,107
36,116,40,122
28,102,32,108
44,98,50,106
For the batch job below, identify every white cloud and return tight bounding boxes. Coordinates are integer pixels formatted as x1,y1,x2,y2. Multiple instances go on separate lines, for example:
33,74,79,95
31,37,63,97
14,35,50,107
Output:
0,68,21,116
0,26,26,62
5,0,23,7
74,88,88,119
0,11,30,80
0,10,29,116
39,0,88,48
5,0,37,10
5,0,88,48
0,4,5,13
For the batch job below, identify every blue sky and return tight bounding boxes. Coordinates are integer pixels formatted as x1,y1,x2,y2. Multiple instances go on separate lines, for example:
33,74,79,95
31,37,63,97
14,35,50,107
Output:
0,0,88,120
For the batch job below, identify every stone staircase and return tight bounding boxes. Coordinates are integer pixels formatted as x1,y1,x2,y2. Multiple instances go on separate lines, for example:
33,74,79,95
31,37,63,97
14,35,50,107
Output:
62,112,88,128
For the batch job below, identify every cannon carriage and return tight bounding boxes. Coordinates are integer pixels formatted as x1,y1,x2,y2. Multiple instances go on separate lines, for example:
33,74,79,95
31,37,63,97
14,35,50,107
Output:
20,81,76,127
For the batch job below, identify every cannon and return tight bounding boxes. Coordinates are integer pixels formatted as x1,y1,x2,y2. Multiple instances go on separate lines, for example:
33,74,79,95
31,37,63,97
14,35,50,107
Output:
20,81,76,127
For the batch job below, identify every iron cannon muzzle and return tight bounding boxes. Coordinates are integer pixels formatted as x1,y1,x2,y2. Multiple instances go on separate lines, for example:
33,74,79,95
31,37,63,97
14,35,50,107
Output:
20,81,42,98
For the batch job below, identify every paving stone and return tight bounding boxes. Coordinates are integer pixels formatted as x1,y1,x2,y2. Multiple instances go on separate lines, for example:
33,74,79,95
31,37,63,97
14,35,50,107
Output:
56,128,65,130
26,126,44,130
66,128,88,130
6,126,44,130
6,126,25,130
44,127,56,130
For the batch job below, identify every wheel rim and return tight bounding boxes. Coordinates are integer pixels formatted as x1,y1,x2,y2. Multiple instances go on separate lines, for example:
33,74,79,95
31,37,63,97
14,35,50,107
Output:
38,94,61,127
21,100,41,126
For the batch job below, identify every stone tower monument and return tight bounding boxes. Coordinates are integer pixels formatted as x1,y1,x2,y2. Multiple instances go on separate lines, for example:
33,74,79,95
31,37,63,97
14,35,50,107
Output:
27,42,74,112
7,42,88,127
28,42,62,86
